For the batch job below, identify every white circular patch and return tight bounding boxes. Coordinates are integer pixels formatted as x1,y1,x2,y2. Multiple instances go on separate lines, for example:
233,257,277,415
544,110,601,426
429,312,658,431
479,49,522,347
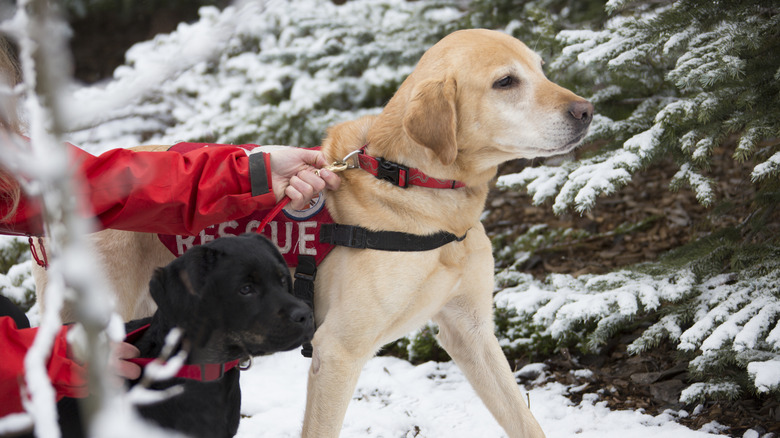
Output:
282,191,326,221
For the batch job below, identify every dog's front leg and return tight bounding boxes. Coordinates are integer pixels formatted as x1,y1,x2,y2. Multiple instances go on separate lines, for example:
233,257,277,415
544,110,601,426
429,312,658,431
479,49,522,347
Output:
435,300,546,438
432,231,547,438
301,323,373,437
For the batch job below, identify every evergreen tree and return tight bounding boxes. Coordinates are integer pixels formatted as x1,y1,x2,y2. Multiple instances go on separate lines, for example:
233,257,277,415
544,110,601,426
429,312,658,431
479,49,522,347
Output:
65,0,459,150
492,0,780,403
499,0,780,213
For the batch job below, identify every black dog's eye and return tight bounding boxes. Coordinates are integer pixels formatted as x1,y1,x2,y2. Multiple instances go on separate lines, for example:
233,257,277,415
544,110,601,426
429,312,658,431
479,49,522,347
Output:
239,284,255,295
493,75,517,89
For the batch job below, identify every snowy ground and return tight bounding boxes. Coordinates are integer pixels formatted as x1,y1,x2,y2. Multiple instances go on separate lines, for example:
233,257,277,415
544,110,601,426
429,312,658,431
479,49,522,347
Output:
235,350,722,438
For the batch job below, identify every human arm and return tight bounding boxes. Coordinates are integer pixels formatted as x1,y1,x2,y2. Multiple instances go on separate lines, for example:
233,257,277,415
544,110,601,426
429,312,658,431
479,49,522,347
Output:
0,316,87,416
0,316,142,417
0,143,340,236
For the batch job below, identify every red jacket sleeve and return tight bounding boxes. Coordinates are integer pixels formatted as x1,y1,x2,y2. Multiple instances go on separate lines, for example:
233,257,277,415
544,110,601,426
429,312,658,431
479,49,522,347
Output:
0,317,87,416
0,143,276,236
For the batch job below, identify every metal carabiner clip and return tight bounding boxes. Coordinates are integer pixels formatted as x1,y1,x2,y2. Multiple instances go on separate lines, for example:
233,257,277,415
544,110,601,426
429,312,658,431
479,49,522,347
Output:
341,149,362,169
314,149,362,177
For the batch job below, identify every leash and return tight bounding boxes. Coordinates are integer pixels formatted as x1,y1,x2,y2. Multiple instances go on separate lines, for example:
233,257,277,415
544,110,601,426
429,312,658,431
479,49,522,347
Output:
255,151,356,234
253,154,357,358
256,197,291,233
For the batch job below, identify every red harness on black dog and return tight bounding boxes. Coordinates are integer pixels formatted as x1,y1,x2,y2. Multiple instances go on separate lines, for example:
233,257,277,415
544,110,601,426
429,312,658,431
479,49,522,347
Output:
124,324,240,382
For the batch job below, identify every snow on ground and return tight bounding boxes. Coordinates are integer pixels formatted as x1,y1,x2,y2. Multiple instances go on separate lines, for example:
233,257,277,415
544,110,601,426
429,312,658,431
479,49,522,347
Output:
235,351,720,438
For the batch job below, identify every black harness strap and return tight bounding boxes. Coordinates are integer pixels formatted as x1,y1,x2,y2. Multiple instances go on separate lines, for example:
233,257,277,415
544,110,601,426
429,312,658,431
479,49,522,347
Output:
319,224,467,252
293,255,317,358
293,226,467,358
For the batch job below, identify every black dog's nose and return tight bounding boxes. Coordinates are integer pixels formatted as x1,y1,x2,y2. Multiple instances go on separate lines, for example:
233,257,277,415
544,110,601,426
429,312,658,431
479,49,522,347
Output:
569,100,593,125
288,305,313,325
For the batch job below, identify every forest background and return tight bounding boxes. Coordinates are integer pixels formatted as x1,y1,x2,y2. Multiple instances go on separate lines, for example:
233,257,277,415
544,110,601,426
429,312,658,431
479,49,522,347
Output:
0,0,778,436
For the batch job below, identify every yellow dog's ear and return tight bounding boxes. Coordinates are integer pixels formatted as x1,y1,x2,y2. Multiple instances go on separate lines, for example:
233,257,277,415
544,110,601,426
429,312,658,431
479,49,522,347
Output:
402,77,457,165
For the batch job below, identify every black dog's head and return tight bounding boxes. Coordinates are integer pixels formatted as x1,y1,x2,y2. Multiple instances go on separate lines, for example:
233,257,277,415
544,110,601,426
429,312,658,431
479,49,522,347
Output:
148,233,313,363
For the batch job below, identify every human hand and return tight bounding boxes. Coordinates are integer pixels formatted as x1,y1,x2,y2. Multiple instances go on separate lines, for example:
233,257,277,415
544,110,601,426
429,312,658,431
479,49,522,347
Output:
66,327,142,381
254,146,341,210
109,341,142,380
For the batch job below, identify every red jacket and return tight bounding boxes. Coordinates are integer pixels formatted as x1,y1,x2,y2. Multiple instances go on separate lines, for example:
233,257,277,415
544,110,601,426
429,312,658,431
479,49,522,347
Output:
1,142,276,236
0,142,276,416
0,317,86,416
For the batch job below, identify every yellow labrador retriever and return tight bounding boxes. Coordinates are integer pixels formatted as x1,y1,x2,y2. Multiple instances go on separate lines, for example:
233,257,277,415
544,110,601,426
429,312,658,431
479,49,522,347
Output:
35,29,592,437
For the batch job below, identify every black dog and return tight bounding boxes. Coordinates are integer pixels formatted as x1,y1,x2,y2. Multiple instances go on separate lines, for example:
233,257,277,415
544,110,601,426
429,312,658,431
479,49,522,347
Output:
32,233,314,438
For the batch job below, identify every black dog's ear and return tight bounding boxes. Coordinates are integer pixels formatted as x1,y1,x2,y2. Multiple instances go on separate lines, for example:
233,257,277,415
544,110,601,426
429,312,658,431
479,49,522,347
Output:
149,245,222,319
182,244,222,289
243,232,287,268
149,266,177,318
240,233,293,295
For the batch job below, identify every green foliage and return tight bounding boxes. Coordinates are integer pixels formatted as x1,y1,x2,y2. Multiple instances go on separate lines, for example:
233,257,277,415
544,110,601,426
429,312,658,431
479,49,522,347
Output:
407,324,451,364
493,221,780,401
69,0,460,149
494,167,780,399
0,237,35,312
380,323,450,365
489,1,780,403
493,216,656,274
464,0,608,93
0,236,27,273
494,305,561,361
501,0,780,212
62,0,230,20
493,223,591,272
655,227,741,280
680,381,742,405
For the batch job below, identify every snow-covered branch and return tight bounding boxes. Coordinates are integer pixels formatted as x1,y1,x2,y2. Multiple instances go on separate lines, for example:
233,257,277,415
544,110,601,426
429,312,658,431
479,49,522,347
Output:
499,0,780,213
0,0,125,435
493,261,780,401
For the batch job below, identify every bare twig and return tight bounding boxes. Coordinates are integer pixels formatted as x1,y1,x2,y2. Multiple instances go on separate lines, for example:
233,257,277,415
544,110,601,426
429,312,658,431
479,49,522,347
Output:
9,0,119,435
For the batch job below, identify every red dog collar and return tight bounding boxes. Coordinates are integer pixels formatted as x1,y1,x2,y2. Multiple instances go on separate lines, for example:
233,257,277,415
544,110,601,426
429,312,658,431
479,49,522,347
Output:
356,145,466,189
125,324,240,382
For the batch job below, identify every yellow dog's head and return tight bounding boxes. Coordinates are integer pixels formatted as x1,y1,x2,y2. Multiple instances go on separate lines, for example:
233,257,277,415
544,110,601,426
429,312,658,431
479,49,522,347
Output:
396,29,593,168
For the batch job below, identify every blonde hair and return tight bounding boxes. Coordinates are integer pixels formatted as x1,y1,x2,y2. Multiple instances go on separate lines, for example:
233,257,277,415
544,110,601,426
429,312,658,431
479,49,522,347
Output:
0,34,22,223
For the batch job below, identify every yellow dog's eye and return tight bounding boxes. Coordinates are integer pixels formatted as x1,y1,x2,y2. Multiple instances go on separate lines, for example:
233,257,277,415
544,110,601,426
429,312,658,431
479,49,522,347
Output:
493,75,516,89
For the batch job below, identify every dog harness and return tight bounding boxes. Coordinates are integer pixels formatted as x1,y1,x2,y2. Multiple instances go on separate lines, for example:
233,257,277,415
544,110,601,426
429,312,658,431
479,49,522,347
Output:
315,145,468,249
158,144,469,357
124,324,241,382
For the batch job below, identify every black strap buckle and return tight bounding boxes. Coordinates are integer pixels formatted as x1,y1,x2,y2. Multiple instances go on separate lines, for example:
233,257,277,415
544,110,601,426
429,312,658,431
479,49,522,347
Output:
375,157,408,188
293,255,317,358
